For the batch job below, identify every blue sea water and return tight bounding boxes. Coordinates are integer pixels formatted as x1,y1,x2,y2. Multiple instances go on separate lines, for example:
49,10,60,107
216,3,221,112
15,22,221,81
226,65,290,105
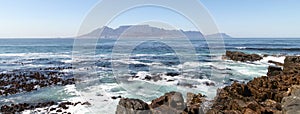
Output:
0,38,299,113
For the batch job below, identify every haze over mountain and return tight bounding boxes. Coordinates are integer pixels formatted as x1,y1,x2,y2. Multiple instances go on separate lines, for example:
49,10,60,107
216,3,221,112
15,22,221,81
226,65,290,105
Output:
80,25,231,39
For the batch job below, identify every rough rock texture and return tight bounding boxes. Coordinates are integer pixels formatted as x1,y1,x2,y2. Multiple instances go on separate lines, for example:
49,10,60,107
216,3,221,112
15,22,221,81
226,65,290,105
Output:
116,55,300,114
207,56,300,114
116,98,151,114
0,101,90,113
281,85,300,114
283,56,300,75
150,92,185,111
185,93,206,114
225,51,263,62
116,92,206,114
0,67,75,96
267,66,283,77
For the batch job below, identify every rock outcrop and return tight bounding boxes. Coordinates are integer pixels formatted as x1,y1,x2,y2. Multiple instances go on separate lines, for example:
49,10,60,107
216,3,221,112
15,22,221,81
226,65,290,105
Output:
207,56,300,113
0,68,75,96
225,51,263,62
116,98,151,114
116,92,206,114
281,85,300,114
267,66,283,77
283,56,300,75
115,55,300,114
185,93,206,114
0,101,90,113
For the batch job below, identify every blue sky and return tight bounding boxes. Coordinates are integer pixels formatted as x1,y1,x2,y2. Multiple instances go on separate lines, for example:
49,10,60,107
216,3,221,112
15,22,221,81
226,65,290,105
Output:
0,0,299,38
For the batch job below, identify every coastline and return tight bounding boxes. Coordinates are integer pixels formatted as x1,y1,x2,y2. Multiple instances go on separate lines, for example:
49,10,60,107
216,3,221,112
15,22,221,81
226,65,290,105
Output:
114,51,300,114
0,50,299,114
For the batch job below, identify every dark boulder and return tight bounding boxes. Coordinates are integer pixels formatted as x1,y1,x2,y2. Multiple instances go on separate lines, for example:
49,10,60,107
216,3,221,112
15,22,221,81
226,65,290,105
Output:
267,66,283,77
116,98,151,114
185,92,206,114
283,56,300,75
225,51,263,62
115,91,206,114
150,91,185,110
282,85,300,114
166,72,180,77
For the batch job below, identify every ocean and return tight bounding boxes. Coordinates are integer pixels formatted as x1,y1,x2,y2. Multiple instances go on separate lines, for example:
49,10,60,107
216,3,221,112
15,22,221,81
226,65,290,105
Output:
0,38,300,113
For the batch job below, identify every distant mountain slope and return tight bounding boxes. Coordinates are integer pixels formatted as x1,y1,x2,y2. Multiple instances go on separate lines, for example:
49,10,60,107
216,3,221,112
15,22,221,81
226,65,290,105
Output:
205,33,232,38
79,25,231,39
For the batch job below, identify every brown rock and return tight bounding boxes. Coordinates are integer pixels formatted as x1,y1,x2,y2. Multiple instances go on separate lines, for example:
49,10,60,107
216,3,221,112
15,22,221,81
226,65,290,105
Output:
283,56,300,75
267,66,283,77
150,91,184,110
243,108,257,114
116,98,151,114
225,51,263,62
185,92,206,114
282,85,300,114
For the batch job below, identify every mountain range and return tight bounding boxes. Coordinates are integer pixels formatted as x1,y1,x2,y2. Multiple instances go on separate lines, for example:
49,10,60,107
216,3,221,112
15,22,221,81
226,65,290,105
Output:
79,25,231,39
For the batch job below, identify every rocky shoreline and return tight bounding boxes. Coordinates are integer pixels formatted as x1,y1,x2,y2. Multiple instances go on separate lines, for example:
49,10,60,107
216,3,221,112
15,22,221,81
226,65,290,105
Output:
0,67,91,114
115,51,300,114
0,51,299,114
0,101,91,114
0,67,75,96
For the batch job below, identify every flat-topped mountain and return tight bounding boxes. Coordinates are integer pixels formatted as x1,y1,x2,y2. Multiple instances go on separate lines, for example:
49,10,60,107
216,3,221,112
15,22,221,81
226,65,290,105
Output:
79,25,231,39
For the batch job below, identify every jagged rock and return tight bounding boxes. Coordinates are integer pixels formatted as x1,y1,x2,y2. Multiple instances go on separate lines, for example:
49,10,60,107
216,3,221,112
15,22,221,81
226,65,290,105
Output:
0,68,75,96
283,56,300,75
208,56,300,113
0,101,86,113
116,98,151,114
267,66,283,77
225,51,263,62
282,85,300,114
185,93,206,114
114,55,300,114
243,108,256,114
150,92,184,110
116,92,206,114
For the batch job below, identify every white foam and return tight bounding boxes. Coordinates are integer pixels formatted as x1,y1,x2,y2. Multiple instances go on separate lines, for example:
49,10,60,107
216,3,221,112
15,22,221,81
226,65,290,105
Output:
135,71,151,79
259,56,285,64
235,47,246,50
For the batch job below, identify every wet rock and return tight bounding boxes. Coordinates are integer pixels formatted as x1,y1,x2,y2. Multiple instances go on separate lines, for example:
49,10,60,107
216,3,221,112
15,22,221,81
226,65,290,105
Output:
177,82,196,88
267,66,283,77
204,81,215,86
56,109,62,112
144,75,152,80
81,102,91,105
0,68,75,96
167,79,175,82
143,75,162,82
166,72,180,77
225,51,263,62
111,96,122,99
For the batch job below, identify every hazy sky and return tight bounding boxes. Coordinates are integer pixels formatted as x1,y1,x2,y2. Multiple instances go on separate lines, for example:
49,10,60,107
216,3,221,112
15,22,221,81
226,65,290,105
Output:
0,0,300,38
